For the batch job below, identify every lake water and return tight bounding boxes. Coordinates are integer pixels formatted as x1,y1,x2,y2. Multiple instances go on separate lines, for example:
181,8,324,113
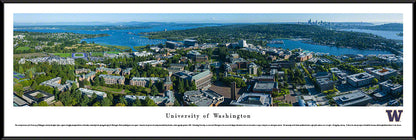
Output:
268,39,392,56
14,25,214,51
15,25,394,55
339,29,403,40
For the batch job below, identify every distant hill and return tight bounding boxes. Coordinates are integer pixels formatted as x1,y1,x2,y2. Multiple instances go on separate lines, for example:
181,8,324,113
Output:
148,24,402,51
360,23,403,31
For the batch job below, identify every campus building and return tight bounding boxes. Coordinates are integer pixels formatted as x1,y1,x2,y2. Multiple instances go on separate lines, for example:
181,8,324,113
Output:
22,90,55,105
75,68,91,74
316,78,335,92
184,39,198,47
13,94,29,107
173,70,213,90
137,60,166,67
124,90,175,106
371,67,397,81
99,75,125,85
347,72,375,87
332,91,372,106
129,77,160,87
166,41,181,49
96,67,121,75
229,58,249,69
78,88,107,99
163,76,173,91
252,75,275,82
270,60,296,69
18,56,75,65
248,62,258,75
167,63,188,73
40,77,78,92
187,50,208,62
252,82,279,93
312,72,332,79
121,68,133,76
238,40,248,48
78,71,96,81
296,52,313,62
183,90,224,106
230,93,272,106
379,80,403,96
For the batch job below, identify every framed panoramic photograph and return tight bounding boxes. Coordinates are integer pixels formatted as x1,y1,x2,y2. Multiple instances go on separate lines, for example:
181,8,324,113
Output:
2,2,414,140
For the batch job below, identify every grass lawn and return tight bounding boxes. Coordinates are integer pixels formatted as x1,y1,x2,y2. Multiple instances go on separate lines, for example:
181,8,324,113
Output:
75,53,84,57
91,86,124,93
91,52,104,57
106,51,121,54
14,53,48,58
16,47,31,51
133,46,146,50
106,45,130,51
53,53,72,57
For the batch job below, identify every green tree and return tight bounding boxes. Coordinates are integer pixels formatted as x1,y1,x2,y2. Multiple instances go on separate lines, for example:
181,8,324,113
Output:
151,85,159,96
35,93,44,99
332,73,338,81
80,95,89,106
211,75,217,81
133,97,142,106
184,80,190,91
108,94,114,101
30,80,38,89
93,101,101,106
99,77,105,86
116,103,126,106
174,99,180,106
37,101,48,106
144,96,157,106
178,79,185,94
28,71,33,79
18,66,24,74
60,92,73,106
147,80,153,88
118,96,128,105
79,80,85,88
101,97,112,106
53,87,59,96
191,81,197,90
14,83,24,97
257,67,262,76
372,78,379,85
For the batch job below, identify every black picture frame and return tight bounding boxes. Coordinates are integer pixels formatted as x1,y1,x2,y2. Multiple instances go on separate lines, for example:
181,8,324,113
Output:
2,0,414,140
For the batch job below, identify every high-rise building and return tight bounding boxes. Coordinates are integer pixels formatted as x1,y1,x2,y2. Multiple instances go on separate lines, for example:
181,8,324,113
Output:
238,40,248,48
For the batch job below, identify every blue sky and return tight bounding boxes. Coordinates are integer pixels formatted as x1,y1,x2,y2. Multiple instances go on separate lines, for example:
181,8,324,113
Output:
14,13,402,24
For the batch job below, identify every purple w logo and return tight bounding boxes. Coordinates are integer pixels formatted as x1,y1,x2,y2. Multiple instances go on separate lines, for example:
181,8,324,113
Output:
386,110,403,122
